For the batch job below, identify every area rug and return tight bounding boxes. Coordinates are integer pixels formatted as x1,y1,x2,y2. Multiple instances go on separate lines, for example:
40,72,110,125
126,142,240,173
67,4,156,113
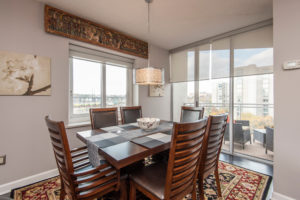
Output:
12,161,272,200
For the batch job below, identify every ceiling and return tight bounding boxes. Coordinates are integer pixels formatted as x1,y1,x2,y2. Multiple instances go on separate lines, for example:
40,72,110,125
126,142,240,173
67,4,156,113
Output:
37,0,272,50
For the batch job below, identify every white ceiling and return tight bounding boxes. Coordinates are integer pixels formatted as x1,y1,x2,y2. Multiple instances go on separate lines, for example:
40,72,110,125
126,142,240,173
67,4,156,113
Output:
37,0,272,50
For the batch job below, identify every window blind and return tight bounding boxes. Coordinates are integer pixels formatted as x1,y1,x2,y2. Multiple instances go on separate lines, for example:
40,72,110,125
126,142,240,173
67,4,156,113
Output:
233,26,273,77
211,38,230,79
69,44,134,68
170,25,273,82
199,44,210,81
170,49,195,82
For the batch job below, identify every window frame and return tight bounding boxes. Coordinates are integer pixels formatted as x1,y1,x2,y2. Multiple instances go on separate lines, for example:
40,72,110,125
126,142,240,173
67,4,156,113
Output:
68,46,134,125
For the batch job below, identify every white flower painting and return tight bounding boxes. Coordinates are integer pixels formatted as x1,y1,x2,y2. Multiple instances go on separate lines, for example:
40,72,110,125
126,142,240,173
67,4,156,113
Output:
0,51,51,95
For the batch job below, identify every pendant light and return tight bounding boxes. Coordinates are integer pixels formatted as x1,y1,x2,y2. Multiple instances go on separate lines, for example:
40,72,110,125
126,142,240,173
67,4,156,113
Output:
135,0,163,85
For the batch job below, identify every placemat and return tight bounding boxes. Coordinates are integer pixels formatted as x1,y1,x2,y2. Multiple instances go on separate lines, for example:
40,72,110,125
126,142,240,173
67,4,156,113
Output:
87,132,128,167
131,132,171,149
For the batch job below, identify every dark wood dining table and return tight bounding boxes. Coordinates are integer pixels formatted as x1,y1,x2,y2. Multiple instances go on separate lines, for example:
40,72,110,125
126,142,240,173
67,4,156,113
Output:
76,120,173,170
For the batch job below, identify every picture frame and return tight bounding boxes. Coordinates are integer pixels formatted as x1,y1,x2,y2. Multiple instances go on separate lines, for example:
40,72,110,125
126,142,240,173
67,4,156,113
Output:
149,85,164,97
0,51,51,96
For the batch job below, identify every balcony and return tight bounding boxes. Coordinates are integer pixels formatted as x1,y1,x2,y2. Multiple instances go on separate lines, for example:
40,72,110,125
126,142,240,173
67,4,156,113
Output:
196,103,274,161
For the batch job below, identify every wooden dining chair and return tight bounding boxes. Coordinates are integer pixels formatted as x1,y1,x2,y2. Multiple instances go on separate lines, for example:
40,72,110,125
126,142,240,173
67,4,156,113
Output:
44,116,127,200
129,119,208,200
198,114,228,199
89,107,118,129
180,106,205,123
120,106,142,124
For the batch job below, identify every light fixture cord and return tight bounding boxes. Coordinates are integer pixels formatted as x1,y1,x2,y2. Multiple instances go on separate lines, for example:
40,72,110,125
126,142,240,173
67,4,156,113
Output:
147,0,150,68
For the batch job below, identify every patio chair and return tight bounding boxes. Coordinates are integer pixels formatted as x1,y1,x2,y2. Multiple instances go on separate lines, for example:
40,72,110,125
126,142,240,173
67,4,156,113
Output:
224,122,251,149
266,127,274,154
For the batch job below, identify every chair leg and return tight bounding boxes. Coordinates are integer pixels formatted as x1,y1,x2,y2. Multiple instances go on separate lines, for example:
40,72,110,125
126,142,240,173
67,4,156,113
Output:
60,189,65,200
192,187,197,200
214,168,222,198
120,179,128,200
129,180,136,200
198,176,205,200
60,182,65,200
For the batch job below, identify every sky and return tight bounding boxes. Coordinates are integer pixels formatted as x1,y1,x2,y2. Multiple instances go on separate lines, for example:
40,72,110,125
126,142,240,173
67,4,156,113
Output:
73,58,127,96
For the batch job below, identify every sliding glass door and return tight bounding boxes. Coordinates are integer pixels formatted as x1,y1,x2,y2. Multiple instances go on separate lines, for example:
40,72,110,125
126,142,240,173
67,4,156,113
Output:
232,27,274,160
172,25,273,162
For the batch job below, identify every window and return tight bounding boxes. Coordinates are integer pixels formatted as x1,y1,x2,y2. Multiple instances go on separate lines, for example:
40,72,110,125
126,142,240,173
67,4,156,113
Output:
72,58,102,116
69,45,133,124
171,25,274,161
106,65,127,107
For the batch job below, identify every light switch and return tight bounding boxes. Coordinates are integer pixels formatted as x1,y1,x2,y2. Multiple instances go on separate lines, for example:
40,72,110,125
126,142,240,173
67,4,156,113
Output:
283,60,300,70
0,155,6,165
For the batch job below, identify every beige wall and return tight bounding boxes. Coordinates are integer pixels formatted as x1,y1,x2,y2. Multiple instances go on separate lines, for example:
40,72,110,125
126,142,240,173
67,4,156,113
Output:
273,0,300,199
0,0,170,185
138,45,171,121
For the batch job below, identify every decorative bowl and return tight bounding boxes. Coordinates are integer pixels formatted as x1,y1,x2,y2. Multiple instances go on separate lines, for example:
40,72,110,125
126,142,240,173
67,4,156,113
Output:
137,118,160,131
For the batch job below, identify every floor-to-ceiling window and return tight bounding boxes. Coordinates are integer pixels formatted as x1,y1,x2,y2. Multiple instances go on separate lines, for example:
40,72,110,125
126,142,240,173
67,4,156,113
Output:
198,39,231,151
230,27,274,160
171,25,273,162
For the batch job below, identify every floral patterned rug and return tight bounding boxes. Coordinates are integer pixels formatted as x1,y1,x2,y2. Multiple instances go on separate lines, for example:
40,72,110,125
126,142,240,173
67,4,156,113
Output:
12,161,271,200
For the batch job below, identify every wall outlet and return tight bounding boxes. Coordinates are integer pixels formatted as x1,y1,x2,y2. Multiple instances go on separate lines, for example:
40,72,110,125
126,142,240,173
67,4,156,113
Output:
0,155,6,165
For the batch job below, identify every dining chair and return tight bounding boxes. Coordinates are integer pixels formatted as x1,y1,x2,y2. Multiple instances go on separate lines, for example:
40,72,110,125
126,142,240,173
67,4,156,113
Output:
120,106,142,124
90,107,118,129
180,106,205,123
44,116,127,200
198,114,228,199
129,119,208,200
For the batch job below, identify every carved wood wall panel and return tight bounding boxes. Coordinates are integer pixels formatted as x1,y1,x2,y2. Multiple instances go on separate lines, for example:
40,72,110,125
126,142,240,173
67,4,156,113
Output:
44,5,148,58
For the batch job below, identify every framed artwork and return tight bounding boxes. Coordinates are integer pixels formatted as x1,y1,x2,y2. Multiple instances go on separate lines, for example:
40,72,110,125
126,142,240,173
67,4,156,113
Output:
0,51,51,96
44,5,148,59
149,85,164,97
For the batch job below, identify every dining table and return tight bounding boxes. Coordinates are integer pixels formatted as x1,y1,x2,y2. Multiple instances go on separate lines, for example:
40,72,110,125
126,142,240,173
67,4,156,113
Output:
76,120,174,170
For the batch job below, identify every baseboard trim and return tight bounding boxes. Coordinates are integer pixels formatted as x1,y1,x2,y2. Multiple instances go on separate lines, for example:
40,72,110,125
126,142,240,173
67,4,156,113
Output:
0,169,58,195
272,192,296,200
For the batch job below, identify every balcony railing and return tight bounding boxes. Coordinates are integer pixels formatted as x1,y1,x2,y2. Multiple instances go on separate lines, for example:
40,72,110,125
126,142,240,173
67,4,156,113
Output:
183,102,274,130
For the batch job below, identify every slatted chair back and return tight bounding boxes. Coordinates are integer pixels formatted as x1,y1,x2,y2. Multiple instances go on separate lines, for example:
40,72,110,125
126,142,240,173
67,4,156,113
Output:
90,107,118,129
120,106,142,124
180,106,205,123
45,116,76,196
45,116,121,200
199,114,228,179
164,119,208,199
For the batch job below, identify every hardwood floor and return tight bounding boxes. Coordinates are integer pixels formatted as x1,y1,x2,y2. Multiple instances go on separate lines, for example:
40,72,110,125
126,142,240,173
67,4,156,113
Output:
0,192,11,200
0,153,273,200
219,153,273,176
